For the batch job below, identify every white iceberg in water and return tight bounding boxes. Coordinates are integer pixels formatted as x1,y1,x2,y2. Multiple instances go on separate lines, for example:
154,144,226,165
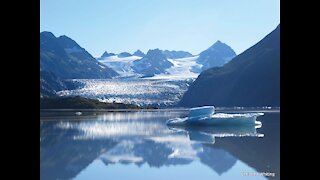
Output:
75,111,82,116
188,106,215,118
166,106,263,126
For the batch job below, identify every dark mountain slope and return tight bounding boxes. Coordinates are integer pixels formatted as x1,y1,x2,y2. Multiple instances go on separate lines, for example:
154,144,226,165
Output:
40,31,118,79
180,25,280,107
196,40,236,71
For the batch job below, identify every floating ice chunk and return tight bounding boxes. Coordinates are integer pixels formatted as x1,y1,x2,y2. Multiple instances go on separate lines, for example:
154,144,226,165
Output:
188,106,215,118
166,106,263,126
75,111,82,116
167,113,263,126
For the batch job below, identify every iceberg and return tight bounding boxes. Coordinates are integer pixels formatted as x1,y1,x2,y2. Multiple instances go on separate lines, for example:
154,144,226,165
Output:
188,106,215,118
166,106,263,126
75,111,82,116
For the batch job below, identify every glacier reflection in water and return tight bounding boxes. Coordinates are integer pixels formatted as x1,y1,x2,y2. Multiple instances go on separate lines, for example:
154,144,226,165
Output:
40,110,279,180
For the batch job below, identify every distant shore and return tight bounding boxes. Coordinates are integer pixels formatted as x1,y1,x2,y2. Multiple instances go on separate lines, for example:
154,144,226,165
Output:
40,96,158,109
40,95,280,113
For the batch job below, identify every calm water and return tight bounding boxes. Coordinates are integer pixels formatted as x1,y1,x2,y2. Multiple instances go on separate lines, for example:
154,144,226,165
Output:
40,109,280,180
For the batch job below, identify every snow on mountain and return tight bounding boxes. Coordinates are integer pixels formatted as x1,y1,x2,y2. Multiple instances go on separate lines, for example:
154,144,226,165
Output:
99,55,142,63
98,55,142,77
98,54,202,80
162,50,193,59
146,56,201,80
132,49,173,76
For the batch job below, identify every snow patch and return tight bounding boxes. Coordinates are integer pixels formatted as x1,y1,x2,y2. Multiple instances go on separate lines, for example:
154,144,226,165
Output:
145,56,201,80
98,55,142,63
98,56,142,77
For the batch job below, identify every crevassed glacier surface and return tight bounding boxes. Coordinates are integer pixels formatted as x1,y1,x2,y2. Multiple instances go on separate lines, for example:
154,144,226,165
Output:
57,56,202,107
57,78,194,107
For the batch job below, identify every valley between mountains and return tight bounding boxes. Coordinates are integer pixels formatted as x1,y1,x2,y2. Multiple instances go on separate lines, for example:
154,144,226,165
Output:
40,25,279,108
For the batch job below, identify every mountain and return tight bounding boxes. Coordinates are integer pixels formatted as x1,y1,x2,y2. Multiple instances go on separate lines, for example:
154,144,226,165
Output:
101,51,115,58
40,70,84,97
117,52,132,58
213,113,280,178
40,70,67,97
40,31,118,79
198,146,237,175
133,49,145,57
180,25,280,107
162,50,193,59
132,48,174,76
196,41,236,71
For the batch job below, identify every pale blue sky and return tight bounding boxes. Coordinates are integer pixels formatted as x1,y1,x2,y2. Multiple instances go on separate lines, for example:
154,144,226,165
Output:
40,0,280,57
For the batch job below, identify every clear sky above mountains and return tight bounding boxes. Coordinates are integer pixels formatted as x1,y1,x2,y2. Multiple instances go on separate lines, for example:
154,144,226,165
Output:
40,0,280,57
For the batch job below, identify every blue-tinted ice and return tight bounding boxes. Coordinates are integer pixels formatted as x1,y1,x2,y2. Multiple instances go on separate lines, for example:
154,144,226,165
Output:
166,106,263,126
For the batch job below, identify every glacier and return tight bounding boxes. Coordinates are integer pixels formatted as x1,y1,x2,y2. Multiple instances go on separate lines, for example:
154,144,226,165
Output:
57,78,194,107
57,55,202,107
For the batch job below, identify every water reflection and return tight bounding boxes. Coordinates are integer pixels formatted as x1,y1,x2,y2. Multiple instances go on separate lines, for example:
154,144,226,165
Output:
40,111,279,180
169,124,264,144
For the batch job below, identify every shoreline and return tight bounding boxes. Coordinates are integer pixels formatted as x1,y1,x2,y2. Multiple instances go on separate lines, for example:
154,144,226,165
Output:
40,107,280,112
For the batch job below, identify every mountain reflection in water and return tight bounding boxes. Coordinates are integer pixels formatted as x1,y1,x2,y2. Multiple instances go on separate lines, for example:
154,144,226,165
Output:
40,110,279,180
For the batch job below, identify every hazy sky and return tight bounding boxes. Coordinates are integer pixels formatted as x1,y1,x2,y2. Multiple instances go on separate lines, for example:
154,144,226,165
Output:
40,0,280,57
